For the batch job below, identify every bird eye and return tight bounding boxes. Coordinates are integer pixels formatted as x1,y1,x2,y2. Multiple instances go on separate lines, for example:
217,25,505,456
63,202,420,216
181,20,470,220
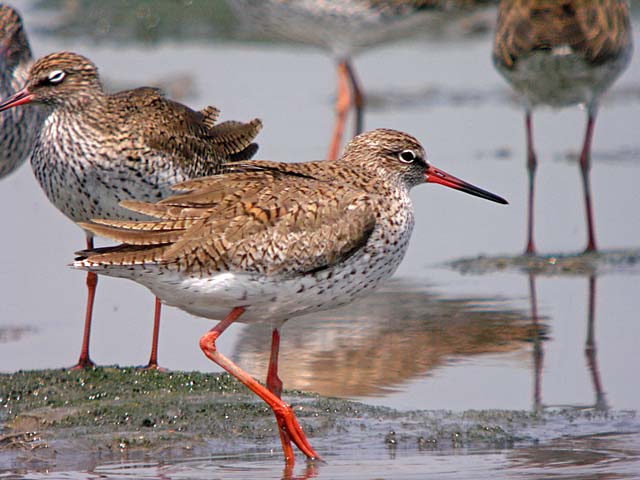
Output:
47,70,66,84
398,150,416,163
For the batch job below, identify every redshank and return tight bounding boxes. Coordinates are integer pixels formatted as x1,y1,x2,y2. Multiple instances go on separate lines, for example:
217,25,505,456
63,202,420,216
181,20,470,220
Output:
493,0,633,254
0,4,42,178
229,0,492,160
0,51,263,369
74,128,507,463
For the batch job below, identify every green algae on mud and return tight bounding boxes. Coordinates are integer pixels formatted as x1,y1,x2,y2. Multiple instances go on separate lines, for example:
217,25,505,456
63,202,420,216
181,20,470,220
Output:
0,368,524,458
1,368,637,472
448,249,640,276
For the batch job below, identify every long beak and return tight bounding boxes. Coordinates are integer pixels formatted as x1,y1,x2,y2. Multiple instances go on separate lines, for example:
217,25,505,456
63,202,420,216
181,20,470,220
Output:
426,165,508,205
0,86,34,111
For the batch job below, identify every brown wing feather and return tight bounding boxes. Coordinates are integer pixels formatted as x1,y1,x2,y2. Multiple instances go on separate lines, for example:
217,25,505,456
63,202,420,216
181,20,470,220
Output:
107,87,262,177
493,0,632,69
80,167,377,277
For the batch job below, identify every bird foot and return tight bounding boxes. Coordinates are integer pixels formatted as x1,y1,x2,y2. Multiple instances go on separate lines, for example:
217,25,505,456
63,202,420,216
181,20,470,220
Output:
273,402,322,462
69,357,96,370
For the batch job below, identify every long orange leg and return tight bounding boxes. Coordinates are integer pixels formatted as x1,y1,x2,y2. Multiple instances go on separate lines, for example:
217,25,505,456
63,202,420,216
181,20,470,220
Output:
579,111,598,253
525,110,538,255
199,308,321,464
327,59,352,161
143,297,163,370
344,60,364,137
266,327,295,463
71,235,97,370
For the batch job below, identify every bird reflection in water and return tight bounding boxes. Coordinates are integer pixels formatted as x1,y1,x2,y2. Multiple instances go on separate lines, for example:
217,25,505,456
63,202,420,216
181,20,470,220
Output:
527,273,607,412
493,0,633,254
233,278,537,399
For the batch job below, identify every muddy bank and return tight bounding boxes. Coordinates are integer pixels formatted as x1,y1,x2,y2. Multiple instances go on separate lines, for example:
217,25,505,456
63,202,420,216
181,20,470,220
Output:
1,368,637,472
448,249,640,276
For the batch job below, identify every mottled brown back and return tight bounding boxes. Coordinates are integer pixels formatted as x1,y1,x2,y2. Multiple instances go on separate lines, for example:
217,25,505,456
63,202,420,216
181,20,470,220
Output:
106,87,262,176
80,160,378,277
493,0,632,69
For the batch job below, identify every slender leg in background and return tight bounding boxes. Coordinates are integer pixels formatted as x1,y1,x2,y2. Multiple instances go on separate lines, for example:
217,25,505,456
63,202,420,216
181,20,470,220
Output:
144,296,163,370
525,110,538,255
579,111,598,253
328,59,352,161
72,235,97,369
345,60,365,137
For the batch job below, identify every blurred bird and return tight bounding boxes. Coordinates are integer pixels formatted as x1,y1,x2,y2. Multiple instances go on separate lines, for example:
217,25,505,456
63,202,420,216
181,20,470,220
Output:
0,4,42,178
493,0,633,254
229,0,495,160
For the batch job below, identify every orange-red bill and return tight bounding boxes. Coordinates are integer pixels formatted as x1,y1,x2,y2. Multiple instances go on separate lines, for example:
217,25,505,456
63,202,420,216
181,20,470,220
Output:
426,165,508,205
0,87,33,111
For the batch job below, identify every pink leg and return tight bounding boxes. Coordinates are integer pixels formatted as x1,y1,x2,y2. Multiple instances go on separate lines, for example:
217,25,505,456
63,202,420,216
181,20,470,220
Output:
344,60,365,136
327,60,352,161
143,297,163,370
199,308,320,465
528,273,543,411
525,111,538,255
579,113,598,253
71,236,97,370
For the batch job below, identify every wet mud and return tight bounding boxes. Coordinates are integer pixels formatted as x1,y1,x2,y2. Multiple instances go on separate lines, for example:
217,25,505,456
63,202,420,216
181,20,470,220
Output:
1,368,637,472
448,249,640,276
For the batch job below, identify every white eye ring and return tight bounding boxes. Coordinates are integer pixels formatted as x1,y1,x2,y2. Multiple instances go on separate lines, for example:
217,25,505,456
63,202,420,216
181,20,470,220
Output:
47,70,66,84
398,149,416,163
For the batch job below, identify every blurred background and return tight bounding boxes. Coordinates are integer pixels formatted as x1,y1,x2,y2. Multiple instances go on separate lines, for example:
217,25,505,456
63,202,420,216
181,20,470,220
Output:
0,0,639,476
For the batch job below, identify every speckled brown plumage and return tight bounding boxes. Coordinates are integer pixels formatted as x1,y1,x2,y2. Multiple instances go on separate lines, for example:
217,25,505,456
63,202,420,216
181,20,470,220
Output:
0,4,42,178
0,50,263,370
493,0,632,70
74,128,506,464
10,52,263,224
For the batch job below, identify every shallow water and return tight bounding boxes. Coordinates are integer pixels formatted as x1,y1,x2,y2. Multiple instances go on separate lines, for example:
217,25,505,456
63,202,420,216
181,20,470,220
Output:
1,1,640,478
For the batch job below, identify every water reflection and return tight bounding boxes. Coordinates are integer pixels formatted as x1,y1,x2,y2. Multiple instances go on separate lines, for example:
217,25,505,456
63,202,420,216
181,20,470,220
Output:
528,273,607,412
492,0,634,254
233,278,540,398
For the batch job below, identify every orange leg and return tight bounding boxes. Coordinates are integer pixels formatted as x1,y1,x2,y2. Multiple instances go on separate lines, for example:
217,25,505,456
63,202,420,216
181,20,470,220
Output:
71,236,97,370
143,297,163,370
199,308,321,464
579,112,598,253
327,60,352,161
344,60,365,136
524,111,537,255
266,327,295,462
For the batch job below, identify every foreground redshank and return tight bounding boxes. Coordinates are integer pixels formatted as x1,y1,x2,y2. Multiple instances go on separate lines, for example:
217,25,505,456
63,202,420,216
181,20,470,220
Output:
0,4,42,178
0,51,263,369
493,0,633,254
74,128,507,463
229,0,492,160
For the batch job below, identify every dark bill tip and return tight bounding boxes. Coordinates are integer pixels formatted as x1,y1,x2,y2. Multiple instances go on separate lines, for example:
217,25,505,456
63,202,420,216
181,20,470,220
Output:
426,165,508,205
0,87,33,111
